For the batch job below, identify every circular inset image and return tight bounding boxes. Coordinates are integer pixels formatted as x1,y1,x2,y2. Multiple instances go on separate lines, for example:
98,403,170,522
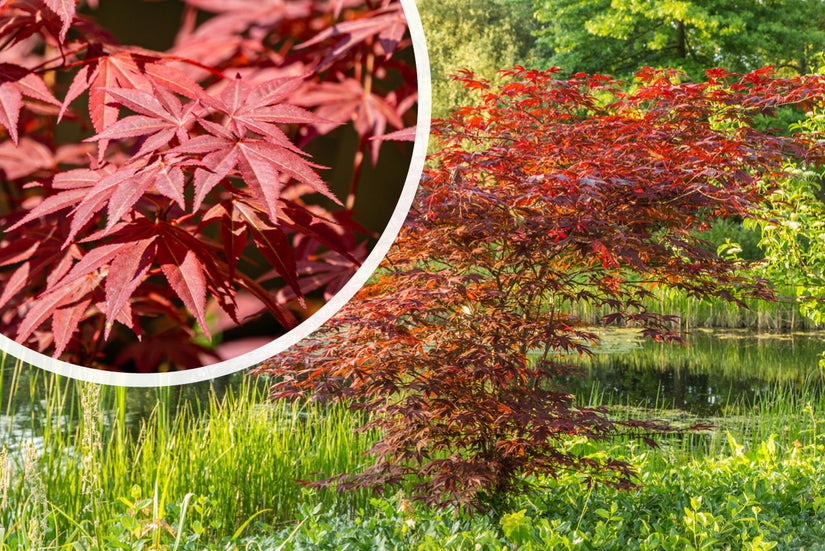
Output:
0,0,429,385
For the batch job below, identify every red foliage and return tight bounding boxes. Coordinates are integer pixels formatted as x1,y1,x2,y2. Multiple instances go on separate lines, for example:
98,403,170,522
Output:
0,0,416,371
258,67,825,510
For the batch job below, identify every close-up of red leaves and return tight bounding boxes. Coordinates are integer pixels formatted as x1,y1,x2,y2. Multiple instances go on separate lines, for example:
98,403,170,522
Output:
0,0,417,372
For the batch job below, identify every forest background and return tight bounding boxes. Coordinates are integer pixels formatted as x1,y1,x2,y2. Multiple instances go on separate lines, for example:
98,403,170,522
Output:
423,0,825,117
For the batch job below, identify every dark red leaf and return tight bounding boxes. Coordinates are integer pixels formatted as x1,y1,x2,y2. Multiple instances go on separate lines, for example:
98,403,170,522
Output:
298,4,406,66
0,83,22,144
42,0,75,42
104,237,157,338
159,244,210,341
17,270,102,347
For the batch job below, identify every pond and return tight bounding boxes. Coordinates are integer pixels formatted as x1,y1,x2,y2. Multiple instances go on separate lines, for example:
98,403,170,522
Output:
1,328,823,450
560,328,825,417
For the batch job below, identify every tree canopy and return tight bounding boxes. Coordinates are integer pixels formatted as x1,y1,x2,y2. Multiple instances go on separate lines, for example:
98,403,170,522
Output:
419,0,539,118
533,0,825,79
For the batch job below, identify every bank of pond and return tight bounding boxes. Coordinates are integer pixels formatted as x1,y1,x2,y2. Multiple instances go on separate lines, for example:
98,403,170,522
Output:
0,328,823,549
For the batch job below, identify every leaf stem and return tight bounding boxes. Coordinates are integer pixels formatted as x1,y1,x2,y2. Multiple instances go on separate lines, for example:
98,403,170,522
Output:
346,133,367,210
31,43,89,73
0,26,23,54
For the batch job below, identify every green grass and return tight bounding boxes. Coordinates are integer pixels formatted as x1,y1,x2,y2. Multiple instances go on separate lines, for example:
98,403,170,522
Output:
9,431,825,550
0,355,376,550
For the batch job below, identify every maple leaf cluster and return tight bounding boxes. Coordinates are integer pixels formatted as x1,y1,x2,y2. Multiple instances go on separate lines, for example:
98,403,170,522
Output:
258,67,825,510
0,0,417,372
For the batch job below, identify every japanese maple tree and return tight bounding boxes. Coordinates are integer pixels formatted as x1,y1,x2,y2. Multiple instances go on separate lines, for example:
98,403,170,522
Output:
259,66,825,510
0,0,417,372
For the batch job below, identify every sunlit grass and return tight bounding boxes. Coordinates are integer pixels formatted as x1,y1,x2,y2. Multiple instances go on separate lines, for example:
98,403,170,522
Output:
0,354,376,549
565,284,822,331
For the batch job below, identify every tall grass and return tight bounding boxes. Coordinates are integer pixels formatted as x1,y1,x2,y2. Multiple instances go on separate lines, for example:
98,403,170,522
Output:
0,352,377,548
566,285,822,331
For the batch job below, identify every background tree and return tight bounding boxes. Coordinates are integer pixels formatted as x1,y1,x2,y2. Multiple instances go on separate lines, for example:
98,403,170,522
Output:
418,0,539,118
259,67,825,510
533,0,825,80
744,98,825,341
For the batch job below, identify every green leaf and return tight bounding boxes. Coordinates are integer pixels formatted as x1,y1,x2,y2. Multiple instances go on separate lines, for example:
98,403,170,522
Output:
500,509,533,545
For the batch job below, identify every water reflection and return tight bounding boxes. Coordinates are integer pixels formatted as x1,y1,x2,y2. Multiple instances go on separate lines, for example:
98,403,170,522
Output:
559,329,825,416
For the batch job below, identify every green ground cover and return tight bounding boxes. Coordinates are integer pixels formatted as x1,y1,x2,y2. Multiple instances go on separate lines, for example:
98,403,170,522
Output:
270,435,825,551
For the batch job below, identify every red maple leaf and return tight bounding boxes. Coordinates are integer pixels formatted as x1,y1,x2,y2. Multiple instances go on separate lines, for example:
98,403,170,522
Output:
60,47,205,157
298,3,406,67
87,85,198,159
0,0,72,45
42,0,75,42
0,63,60,144
171,133,336,221
207,74,333,147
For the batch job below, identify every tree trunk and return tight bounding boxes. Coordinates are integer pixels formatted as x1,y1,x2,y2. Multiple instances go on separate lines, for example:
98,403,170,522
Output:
676,20,687,59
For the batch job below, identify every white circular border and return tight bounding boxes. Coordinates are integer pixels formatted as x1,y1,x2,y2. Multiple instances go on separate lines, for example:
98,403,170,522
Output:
0,0,431,387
